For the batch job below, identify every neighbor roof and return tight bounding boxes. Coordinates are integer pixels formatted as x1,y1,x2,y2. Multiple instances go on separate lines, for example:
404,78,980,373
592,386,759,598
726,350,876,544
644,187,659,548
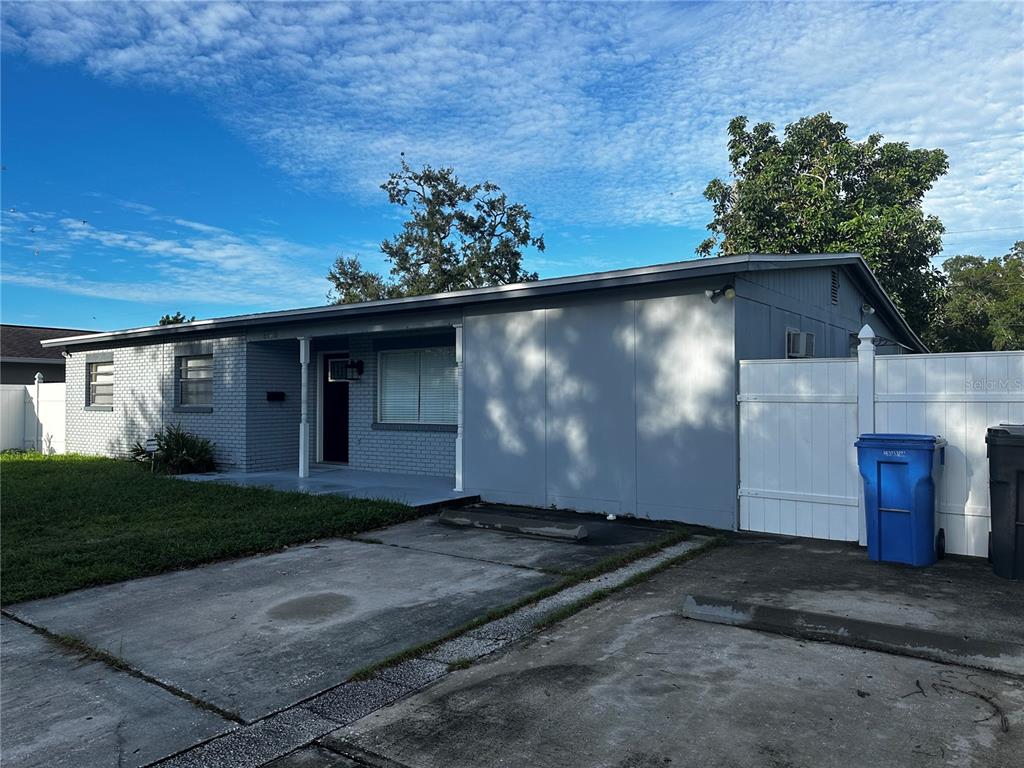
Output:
1,324,96,362
41,254,926,352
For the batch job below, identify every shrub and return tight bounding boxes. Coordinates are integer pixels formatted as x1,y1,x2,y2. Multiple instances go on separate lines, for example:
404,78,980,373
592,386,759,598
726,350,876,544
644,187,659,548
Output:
131,424,216,474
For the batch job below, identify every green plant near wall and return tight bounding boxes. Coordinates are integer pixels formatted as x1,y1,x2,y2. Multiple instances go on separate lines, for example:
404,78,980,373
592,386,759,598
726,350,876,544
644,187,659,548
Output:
131,424,216,474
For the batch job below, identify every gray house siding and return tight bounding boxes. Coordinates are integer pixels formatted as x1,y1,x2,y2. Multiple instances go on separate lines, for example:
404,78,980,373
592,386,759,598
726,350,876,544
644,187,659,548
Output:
735,265,900,360
55,256,919,531
64,335,247,468
463,283,738,528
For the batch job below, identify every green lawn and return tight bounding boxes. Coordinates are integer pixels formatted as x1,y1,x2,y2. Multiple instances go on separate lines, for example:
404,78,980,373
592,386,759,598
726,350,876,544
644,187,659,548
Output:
0,453,417,605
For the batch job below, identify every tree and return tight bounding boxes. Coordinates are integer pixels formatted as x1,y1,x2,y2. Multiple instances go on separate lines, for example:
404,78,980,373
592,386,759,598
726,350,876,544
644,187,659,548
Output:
697,113,949,335
159,311,195,325
930,241,1024,352
328,160,544,303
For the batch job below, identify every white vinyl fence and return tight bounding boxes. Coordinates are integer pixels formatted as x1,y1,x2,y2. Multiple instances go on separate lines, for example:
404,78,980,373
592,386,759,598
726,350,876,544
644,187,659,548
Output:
739,326,1024,557
0,382,66,454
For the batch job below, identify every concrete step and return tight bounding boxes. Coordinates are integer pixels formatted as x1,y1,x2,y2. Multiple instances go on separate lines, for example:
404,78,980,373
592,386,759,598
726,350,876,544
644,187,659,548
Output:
438,508,588,542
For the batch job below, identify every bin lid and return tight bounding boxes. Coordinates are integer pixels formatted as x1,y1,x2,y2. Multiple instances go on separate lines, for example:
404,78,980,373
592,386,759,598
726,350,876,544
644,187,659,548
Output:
856,433,947,449
986,424,1024,446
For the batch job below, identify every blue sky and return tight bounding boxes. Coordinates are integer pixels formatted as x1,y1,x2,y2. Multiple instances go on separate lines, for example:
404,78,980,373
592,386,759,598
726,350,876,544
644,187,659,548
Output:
1,1,1021,331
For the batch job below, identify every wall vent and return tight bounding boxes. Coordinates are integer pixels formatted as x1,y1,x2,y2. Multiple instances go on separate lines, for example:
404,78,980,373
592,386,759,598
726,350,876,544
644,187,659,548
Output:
830,270,840,305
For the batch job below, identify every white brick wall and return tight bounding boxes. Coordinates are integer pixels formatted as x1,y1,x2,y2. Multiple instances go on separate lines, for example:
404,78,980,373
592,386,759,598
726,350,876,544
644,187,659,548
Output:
65,333,454,477
65,336,247,468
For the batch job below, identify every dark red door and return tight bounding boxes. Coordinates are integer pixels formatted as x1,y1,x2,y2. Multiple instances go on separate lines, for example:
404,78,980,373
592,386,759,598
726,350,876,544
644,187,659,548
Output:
322,354,349,463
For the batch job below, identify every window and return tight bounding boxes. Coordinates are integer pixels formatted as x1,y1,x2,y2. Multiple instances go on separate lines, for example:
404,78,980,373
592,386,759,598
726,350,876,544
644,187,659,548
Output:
178,354,213,406
87,361,113,406
378,347,457,425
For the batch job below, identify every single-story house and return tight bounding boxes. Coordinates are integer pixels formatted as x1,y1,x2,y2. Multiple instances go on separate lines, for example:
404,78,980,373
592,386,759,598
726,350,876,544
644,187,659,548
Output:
43,253,924,529
0,324,94,384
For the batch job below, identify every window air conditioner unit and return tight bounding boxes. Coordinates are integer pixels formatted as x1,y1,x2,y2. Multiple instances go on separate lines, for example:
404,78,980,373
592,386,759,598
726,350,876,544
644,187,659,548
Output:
786,330,815,359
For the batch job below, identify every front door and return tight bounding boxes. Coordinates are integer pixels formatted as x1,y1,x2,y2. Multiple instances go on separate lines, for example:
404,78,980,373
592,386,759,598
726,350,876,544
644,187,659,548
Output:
321,354,350,463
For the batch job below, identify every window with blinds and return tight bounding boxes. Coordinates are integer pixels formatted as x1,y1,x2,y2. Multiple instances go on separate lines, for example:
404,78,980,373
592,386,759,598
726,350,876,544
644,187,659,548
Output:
378,347,457,425
178,354,213,406
87,361,113,406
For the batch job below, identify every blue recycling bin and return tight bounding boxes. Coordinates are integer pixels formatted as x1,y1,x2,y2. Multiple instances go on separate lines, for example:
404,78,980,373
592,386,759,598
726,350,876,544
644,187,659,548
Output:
856,434,946,566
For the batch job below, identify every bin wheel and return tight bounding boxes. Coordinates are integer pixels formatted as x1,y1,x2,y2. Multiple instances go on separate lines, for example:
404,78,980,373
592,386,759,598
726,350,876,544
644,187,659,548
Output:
936,528,946,560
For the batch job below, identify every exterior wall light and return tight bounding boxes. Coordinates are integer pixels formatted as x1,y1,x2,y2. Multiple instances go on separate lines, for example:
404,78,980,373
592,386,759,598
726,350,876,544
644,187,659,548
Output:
861,303,876,315
705,285,736,302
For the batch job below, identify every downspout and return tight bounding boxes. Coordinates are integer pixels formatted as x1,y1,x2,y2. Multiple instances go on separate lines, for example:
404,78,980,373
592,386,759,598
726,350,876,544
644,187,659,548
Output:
299,336,310,479
453,321,464,492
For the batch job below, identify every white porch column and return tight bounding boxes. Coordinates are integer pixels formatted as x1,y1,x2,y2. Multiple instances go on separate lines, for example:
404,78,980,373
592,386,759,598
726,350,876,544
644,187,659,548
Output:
453,321,464,492
298,336,311,479
856,324,876,546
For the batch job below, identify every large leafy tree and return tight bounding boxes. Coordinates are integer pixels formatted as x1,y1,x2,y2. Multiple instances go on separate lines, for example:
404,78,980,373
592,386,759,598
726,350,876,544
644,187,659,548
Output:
698,113,949,335
930,242,1024,352
158,311,195,325
328,160,544,303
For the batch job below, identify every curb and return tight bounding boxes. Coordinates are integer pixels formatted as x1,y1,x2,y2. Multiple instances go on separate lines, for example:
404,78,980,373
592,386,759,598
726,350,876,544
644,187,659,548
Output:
680,594,1024,677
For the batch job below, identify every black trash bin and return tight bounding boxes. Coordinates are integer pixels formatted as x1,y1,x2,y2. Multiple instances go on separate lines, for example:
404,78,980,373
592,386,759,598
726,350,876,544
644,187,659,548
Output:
986,424,1024,580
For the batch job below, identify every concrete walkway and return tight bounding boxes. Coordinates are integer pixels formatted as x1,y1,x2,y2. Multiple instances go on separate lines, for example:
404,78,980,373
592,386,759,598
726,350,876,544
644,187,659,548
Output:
313,538,1024,768
176,466,477,509
1,511,682,767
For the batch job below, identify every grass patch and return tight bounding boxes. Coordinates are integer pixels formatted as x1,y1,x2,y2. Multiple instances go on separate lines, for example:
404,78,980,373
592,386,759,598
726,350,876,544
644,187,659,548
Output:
0,453,418,605
447,658,473,672
348,525,704,682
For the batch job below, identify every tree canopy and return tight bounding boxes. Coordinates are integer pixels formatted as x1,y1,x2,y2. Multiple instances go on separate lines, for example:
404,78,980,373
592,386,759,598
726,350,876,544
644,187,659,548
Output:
158,311,195,325
698,113,949,335
931,242,1024,352
328,160,544,303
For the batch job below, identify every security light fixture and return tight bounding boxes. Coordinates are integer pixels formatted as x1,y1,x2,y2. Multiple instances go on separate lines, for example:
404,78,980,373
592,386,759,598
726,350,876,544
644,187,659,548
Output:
705,284,736,302
861,303,876,315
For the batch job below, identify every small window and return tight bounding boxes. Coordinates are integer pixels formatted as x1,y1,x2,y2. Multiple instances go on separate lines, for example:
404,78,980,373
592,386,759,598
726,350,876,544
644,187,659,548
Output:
378,347,457,425
178,354,213,406
87,361,113,406
786,329,815,359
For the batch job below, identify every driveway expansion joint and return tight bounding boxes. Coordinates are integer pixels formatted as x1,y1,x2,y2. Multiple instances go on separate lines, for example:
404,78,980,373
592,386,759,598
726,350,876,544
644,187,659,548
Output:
149,535,718,768
0,609,246,725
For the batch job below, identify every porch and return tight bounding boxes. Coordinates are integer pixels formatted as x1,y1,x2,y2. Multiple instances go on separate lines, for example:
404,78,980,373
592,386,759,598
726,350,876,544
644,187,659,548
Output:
178,465,477,510
244,318,464,487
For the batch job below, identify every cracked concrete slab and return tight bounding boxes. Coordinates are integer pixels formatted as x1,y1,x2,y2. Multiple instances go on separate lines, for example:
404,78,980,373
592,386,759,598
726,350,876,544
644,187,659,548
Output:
327,561,1024,768
0,617,233,768
7,538,558,722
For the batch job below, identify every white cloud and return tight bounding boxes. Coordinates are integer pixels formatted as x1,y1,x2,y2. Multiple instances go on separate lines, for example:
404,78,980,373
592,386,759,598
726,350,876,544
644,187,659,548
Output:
0,205,338,308
2,1,1021,256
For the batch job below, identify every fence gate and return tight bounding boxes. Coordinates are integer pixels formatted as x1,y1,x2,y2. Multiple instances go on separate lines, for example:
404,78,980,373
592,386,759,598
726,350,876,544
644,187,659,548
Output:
738,358,861,541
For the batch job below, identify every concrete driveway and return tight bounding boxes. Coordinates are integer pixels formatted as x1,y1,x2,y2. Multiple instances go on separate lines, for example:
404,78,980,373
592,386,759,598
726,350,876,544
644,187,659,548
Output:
1,510,674,767
310,537,1024,768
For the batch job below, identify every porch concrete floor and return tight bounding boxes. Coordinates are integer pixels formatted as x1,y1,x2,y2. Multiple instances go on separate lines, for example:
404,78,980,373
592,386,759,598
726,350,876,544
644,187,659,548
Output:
176,466,475,509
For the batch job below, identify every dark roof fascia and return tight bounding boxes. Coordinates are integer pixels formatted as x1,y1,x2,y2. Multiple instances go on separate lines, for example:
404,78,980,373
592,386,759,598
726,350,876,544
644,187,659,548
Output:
42,253,924,352
0,356,67,365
